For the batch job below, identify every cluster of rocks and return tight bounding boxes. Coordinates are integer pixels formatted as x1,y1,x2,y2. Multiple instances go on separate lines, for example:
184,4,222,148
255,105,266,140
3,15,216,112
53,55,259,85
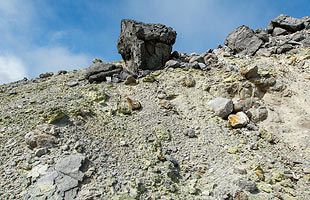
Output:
1,14,309,200
24,154,88,199
83,15,309,86
208,62,271,129
22,124,93,199
225,14,310,56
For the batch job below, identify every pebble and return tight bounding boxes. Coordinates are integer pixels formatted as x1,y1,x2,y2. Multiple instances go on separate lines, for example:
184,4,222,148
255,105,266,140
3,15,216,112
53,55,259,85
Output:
66,81,79,87
126,97,142,110
237,179,258,193
35,147,48,157
165,60,181,68
184,128,196,138
228,112,249,128
181,75,196,87
124,75,137,85
240,65,259,79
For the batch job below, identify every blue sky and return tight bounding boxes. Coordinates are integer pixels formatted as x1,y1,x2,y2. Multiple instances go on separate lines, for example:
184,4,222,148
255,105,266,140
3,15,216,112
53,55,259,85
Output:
0,0,309,84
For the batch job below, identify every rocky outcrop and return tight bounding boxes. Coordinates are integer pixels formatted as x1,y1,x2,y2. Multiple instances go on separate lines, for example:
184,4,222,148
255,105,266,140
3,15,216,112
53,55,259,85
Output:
225,25,263,55
225,14,310,56
268,15,305,33
117,19,177,73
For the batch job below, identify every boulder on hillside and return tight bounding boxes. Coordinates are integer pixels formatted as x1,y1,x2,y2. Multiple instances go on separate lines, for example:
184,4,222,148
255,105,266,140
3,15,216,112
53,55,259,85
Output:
268,14,305,33
117,19,177,73
225,25,263,56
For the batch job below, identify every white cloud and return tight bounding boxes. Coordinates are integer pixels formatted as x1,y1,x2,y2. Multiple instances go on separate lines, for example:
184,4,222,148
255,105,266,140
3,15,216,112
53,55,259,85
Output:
0,55,27,84
25,46,91,74
0,1,92,84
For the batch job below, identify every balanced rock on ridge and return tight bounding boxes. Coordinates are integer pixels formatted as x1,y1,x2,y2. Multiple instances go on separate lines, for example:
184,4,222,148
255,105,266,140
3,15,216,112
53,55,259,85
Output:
117,19,177,73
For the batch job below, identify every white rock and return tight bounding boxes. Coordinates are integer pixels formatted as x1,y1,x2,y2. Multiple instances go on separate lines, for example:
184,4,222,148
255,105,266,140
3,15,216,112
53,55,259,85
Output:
208,97,233,118
228,112,250,128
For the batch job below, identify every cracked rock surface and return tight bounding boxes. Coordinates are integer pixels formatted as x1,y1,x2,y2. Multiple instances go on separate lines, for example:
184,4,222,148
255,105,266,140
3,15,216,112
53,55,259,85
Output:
24,155,86,200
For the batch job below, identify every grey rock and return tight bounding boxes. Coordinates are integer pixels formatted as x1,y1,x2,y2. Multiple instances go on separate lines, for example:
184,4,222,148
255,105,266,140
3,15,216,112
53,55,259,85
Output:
124,75,137,85
270,14,305,32
25,154,87,199
208,97,233,118
301,37,310,47
92,58,103,64
165,155,179,168
255,29,269,42
27,164,49,180
225,25,263,56
64,187,79,200
203,53,218,66
276,44,293,54
24,131,57,149
180,62,200,69
233,167,247,175
255,48,272,57
118,70,131,80
55,155,86,181
55,175,79,198
240,65,259,79
246,123,259,131
35,147,49,157
197,62,209,70
85,63,122,83
39,72,54,79
33,171,59,198
247,107,268,123
189,55,204,64
233,99,244,112
184,128,196,138
57,70,67,75
165,60,181,68
237,179,258,193
272,27,288,36
66,80,79,87
117,19,176,72
291,33,306,42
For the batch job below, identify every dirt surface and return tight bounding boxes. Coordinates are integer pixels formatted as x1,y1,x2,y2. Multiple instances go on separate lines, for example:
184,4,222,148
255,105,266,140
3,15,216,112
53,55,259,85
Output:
0,47,309,199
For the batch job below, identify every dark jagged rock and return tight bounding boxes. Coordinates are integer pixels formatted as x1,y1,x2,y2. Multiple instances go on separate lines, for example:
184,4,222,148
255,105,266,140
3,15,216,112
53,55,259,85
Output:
225,15,309,56
269,14,305,33
225,25,263,56
117,19,177,73
39,72,54,79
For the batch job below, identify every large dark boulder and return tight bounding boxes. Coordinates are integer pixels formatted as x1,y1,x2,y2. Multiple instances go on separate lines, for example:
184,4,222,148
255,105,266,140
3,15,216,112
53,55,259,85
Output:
117,19,177,73
225,25,263,56
268,14,305,33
